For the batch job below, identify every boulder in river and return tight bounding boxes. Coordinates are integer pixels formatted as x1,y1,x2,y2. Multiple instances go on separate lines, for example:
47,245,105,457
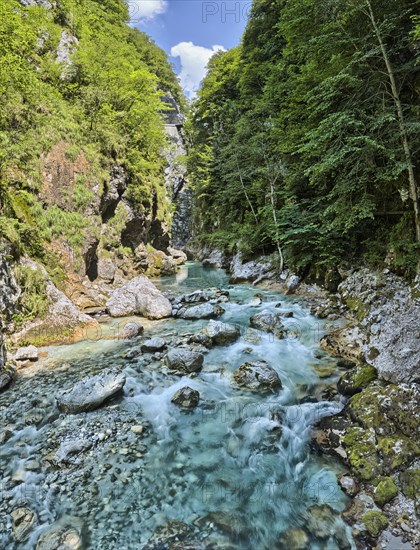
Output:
233,360,282,392
278,528,309,550
204,320,241,345
119,322,143,339
11,507,37,542
106,275,172,319
165,349,204,373
249,310,285,337
174,302,225,320
15,345,39,362
141,337,167,352
36,520,83,550
171,386,200,409
56,371,126,413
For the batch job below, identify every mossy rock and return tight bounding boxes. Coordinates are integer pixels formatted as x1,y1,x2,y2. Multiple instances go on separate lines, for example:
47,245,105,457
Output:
337,364,377,396
399,468,420,500
362,511,388,538
377,435,420,473
373,477,398,507
345,297,370,321
343,427,381,481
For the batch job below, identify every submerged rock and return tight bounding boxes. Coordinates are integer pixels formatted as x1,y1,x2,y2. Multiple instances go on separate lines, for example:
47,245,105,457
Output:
278,528,309,550
305,503,336,539
171,386,200,409
11,507,37,542
165,349,204,373
106,275,172,319
233,361,282,392
249,310,285,337
141,337,167,352
53,439,92,464
204,320,241,345
56,371,126,413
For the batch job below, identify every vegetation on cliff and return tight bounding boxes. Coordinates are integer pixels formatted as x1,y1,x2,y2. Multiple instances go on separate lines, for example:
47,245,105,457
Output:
0,0,184,287
188,0,420,277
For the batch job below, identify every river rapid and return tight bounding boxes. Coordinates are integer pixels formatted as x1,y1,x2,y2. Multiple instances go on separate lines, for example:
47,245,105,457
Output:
0,263,356,549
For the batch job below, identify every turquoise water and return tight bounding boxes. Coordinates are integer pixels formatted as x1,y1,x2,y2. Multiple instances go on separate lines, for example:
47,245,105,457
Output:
0,263,354,549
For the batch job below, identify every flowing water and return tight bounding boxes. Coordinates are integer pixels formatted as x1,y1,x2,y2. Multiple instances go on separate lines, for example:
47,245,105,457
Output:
0,263,355,549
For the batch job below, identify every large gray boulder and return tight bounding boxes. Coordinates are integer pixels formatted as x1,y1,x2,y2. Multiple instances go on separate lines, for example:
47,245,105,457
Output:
165,349,204,373
204,320,241,345
36,520,83,550
171,386,200,409
15,345,39,362
56,371,126,413
174,303,224,320
249,310,285,337
230,252,273,283
141,337,167,352
106,275,172,319
233,360,282,392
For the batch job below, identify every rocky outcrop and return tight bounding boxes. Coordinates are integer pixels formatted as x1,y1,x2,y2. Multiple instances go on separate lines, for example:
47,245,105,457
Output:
165,349,204,373
13,259,97,346
232,360,282,392
106,275,172,319
229,252,275,283
202,249,227,269
203,320,241,345
56,371,126,413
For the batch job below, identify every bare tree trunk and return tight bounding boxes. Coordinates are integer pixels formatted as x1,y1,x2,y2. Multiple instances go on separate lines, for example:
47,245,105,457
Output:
235,155,259,225
366,0,420,246
268,176,284,272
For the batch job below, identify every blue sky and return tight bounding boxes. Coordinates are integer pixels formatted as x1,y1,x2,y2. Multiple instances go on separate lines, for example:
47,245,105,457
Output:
128,1,250,96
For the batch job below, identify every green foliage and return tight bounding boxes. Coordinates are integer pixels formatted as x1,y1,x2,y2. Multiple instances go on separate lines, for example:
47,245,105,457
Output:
189,0,420,277
12,264,50,324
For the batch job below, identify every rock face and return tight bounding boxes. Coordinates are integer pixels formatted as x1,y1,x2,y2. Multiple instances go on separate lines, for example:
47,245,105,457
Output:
334,269,420,383
165,349,204,373
229,252,274,283
202,250,226,268
56,371,126,413
171,386,200,409
204,320,241,345
249,310,285,337
233,361,282,392
106,275,172,319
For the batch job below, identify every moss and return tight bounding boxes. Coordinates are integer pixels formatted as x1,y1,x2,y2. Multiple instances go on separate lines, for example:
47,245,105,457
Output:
338,363,377,395
399,468,420,500
348,386,387,431
377,435,420,472
362,511,388,538
12,264,50,326
343,427,380,481
373,477,398,507
345,297,370,321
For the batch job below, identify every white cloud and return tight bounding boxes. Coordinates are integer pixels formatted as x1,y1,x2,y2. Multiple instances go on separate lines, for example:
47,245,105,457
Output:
170,42,226,97
127,0,167,22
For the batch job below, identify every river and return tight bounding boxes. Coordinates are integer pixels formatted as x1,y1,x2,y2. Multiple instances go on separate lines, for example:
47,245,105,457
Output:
0,262,355,549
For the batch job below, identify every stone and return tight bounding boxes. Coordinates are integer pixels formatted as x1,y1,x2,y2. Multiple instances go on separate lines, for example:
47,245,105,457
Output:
229,252,273,283
373,477,398,507
11,507,37,542
188,333,213,349
0,364,15,391
56,371,126,413
131,425,144,435
106,275,172,319
278,528,309,550
286,275,300,294
54,439,92,464
201,250,226,268
97,258,116,282
249,310,285,337
174,302,224,320
204,320,241,345
171,386,200,409
141,337,167,352
165,349,204,373
233,361,282,392
305,503,336,539
119,322,143,339
36,521,83,550
361,510,388,538
167,247,187,265
247,296,262,307
15,345,39,362
338,474,359,497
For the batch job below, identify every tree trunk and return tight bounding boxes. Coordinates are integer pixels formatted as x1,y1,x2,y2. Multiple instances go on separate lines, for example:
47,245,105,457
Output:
366,0,420,246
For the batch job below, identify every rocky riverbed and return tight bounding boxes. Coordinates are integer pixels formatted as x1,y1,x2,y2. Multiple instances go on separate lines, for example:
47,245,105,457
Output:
0,262,360,549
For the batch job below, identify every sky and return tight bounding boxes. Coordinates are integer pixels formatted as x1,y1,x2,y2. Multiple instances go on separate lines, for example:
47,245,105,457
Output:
128,0,251,97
